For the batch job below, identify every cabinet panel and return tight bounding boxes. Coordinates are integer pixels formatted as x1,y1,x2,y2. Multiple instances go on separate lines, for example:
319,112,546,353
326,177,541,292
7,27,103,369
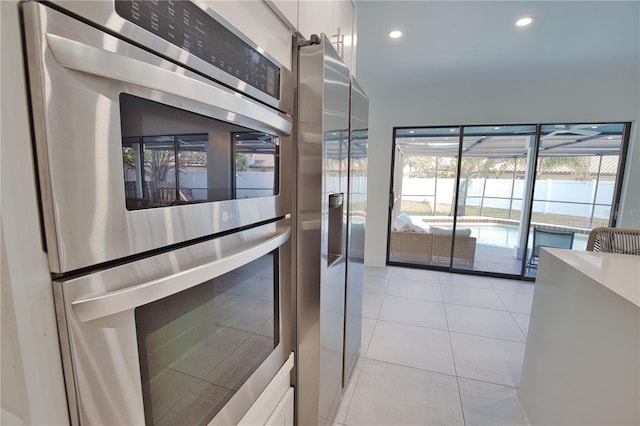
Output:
266,388,294,425
297,0,357,73
239,354,294,426
331,0,355,72
202,0,293,70
298,0,331,41
268,0,298,30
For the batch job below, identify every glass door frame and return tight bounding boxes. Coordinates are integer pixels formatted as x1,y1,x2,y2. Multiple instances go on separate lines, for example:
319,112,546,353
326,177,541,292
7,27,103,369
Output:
387,122,632,281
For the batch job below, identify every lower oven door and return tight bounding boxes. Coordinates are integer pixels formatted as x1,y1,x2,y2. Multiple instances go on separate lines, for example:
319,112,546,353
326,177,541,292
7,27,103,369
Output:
53,218,292,425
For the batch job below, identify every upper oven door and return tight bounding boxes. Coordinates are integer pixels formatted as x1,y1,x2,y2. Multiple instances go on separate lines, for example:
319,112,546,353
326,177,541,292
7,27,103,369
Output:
22,2,293,273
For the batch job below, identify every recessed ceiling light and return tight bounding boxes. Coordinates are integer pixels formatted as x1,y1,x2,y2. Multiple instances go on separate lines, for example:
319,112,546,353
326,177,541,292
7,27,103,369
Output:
607,137,614,140
591,126,599,129
494,127,501,130
389,30,402,39
515,16,534,27
449,129,455,132
409,130,415,134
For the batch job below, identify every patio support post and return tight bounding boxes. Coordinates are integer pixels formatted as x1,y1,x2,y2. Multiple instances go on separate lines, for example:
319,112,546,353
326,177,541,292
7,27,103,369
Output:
516,135,538,260
480,175,488,216
508,157,518,219
590,155,603,227
434,157,439,214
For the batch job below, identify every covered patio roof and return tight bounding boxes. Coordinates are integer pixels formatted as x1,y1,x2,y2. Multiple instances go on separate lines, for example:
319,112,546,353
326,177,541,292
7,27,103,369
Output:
395,123,626,158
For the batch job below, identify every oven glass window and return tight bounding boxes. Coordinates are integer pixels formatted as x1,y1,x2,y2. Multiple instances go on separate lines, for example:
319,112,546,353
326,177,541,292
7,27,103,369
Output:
135,252,279,425
121,94,279,210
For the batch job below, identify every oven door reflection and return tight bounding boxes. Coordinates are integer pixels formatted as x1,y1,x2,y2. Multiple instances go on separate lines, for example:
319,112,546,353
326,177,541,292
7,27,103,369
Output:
136,252,279,425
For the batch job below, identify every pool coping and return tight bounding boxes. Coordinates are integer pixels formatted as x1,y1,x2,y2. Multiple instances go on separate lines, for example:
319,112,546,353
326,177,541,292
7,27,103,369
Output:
419,216,592,235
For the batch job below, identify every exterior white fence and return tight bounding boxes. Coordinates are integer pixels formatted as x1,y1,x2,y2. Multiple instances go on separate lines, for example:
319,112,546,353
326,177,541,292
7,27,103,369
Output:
401,177,615,219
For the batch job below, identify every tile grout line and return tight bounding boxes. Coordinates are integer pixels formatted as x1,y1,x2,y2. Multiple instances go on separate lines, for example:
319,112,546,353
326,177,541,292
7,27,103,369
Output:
362,354,523,392
363,267,529,424
340,270,386,426
439,272,468,426
491,283,531,340
334,356,365,425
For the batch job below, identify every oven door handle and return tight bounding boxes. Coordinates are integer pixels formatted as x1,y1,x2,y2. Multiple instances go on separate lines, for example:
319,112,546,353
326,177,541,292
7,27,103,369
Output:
71,227,290,322
45,34,292,136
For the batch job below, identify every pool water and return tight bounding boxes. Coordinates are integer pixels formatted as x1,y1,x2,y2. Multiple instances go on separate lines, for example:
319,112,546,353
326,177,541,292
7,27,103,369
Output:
425,223,588,251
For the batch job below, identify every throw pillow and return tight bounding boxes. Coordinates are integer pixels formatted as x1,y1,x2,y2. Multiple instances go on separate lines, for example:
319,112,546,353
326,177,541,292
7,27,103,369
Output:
402,223,426,233
428,226,472,237
393,213,412,231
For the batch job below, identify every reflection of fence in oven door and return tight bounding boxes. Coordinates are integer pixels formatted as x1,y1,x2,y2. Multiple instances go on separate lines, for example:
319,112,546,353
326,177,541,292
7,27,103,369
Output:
22,2,293,273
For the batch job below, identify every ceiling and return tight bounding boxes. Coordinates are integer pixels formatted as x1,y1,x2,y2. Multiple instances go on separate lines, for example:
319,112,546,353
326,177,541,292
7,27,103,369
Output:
355,1,640,86
354,1,638,158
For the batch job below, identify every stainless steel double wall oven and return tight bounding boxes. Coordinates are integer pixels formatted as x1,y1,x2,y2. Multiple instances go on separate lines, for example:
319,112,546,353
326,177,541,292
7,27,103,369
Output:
22,1,293,424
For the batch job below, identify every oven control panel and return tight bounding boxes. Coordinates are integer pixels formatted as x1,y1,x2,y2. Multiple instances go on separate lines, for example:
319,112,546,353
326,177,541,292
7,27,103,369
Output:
115,0,280,99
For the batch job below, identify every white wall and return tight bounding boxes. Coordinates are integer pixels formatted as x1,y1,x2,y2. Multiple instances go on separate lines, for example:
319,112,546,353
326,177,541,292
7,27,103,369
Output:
361,66,640,266
1,1,69,423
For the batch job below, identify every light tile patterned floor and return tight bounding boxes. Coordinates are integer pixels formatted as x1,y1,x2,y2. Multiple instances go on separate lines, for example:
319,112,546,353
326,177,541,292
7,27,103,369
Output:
331,266,532,426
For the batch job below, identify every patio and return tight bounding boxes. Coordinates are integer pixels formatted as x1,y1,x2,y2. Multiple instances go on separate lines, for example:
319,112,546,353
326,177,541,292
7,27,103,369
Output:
389,215,590,278
388,123,626,278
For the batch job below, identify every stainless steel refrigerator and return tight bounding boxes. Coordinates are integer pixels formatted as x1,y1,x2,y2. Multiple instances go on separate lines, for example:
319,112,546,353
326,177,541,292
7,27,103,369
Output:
296,35,369,426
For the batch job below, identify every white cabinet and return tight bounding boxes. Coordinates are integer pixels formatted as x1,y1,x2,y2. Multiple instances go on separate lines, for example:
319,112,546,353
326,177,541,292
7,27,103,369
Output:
268,0,299,30
298,0,356,72
265,388,294,425
239,354,294,426
298,1,331,41
331,0,355,72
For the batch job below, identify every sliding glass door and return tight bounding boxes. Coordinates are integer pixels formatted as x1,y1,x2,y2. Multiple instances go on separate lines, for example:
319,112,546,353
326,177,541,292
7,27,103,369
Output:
389,128,458,266
389,122,629,279
454,125,536,275
523,123,627,278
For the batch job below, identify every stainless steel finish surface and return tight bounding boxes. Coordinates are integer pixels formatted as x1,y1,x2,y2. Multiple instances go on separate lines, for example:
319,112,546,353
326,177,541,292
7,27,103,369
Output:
54,218,292,425
297,35,351,426
22,2,293,273
46,0,294,113
45,34,292,135
71,227,290,322
343,77,369,386
328,193,344,208
328,192,345,267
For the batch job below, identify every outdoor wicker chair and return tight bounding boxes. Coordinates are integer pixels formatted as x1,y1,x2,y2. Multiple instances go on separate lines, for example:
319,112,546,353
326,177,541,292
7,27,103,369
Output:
527,228,575,268
586,227,640,255
389,231,432,263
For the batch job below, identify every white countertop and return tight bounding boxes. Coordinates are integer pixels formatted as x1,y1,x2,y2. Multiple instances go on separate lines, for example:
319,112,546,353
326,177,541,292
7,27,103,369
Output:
543,248,640,307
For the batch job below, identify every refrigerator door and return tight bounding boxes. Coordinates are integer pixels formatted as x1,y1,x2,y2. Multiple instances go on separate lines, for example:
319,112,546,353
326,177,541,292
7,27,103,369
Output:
297,35,351,426
343,78,369,386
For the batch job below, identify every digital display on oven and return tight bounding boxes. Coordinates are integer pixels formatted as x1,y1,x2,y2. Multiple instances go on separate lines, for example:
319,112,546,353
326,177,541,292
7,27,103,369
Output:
115,0,280,99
